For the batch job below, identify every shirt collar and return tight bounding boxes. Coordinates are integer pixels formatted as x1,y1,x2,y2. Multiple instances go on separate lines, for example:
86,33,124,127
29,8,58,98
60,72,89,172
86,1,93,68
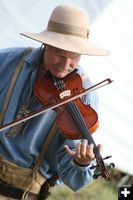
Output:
23,47,44,67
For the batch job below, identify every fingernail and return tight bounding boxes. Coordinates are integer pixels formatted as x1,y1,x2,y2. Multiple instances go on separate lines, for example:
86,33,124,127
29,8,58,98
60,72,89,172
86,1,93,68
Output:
90,143,94,148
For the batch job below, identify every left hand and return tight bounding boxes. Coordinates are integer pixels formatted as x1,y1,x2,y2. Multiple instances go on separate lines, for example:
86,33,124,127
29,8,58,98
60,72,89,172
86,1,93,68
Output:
64,139,103,166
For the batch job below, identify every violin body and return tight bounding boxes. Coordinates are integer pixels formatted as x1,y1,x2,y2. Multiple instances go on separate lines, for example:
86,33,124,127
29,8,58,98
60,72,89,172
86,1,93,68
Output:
34,71,99,139
34,70,83,105
57,99,99,139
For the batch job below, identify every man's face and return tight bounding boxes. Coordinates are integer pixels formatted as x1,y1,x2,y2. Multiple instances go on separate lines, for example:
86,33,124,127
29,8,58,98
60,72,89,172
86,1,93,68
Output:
43,45,81,78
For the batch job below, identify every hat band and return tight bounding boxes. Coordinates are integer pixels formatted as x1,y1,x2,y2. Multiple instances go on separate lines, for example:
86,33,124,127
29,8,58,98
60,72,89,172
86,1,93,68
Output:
47,20,89,38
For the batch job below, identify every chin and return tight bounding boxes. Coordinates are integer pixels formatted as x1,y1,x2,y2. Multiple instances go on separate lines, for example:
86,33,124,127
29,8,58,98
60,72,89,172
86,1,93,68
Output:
55,73,66,78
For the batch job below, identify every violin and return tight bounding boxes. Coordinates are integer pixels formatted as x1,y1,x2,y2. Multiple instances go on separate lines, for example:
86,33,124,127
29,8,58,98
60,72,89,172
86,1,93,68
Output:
34,70,115,181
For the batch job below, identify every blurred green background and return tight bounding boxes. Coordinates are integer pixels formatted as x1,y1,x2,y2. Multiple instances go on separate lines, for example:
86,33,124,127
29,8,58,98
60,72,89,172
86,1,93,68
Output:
48,169,132,200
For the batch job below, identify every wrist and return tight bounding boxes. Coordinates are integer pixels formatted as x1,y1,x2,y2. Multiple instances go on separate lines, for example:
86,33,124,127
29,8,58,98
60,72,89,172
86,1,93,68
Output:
74,159,90,167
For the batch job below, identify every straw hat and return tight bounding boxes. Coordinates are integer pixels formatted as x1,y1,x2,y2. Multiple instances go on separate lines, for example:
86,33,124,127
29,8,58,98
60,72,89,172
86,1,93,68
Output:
21,4,110,56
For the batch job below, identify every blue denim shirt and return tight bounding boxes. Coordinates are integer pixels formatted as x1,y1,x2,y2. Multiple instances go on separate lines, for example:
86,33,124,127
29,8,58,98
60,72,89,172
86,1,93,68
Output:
0,47,98,191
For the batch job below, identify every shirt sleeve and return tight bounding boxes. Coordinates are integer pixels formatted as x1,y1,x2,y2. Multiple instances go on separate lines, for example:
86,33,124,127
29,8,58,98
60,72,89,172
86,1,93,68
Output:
77,65,99,112
56,138,96,191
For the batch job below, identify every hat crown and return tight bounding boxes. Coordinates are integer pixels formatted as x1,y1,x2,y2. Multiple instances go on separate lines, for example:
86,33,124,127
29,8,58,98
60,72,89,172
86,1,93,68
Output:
49,4,89,28
21,4,110,56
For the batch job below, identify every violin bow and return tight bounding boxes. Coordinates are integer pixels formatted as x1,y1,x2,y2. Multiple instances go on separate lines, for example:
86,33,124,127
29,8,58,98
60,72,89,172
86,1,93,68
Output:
0,78,113,132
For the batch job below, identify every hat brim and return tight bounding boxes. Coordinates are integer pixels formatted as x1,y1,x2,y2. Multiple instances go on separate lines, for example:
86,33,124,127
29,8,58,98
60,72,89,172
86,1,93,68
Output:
21,30,110,56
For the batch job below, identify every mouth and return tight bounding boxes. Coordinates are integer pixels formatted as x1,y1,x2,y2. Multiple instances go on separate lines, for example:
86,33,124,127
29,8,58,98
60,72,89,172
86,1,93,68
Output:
57,66,72,73
57,65,65,71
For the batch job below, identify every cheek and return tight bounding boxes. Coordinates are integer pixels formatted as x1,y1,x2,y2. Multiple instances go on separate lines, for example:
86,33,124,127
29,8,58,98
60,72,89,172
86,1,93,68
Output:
77,57,81,63
72,58,81,68
51,56,60,65
46,56,58,69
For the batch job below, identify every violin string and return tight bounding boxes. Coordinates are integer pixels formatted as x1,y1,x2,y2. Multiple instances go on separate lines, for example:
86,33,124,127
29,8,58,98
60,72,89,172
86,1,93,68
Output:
67,101,94,143
57,78,98,148
67,101,105,160
69,101,108,175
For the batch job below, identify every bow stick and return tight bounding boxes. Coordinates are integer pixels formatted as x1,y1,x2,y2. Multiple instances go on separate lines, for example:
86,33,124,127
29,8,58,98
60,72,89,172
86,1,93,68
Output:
0,78,113,132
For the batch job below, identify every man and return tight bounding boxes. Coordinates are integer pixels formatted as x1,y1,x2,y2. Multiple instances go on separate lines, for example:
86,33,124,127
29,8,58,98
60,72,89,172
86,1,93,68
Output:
0,4,109,200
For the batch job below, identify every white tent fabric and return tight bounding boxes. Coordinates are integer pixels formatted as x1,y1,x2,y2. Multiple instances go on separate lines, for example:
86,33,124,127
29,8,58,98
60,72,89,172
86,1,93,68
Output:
0,0,133,175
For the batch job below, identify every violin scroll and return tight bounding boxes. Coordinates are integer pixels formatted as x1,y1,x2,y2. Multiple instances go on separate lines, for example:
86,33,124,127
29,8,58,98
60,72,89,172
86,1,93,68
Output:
90,155,115,181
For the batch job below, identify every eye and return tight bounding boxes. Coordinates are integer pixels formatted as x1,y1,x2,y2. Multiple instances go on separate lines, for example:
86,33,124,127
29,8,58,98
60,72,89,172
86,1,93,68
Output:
71,54,80,59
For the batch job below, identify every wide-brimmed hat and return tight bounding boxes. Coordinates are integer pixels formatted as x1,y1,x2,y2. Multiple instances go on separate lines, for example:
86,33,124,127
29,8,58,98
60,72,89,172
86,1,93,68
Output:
21,4,110,56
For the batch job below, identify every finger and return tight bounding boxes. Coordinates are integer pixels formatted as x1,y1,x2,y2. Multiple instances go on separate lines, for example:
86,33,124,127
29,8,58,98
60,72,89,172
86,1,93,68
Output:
80,139,88,157
86,143,95,159
64,145,76,157
75,142,81,158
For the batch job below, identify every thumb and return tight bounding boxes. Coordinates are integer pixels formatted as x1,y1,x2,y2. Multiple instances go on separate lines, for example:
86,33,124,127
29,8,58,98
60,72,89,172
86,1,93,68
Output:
97,144,103,152
64,145,76,157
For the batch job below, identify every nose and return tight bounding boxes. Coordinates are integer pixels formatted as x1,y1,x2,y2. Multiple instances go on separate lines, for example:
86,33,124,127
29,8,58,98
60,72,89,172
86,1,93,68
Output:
60,58,73,70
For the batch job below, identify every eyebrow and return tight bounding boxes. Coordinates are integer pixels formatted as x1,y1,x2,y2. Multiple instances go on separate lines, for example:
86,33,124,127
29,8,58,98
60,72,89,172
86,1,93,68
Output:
54,47,80,58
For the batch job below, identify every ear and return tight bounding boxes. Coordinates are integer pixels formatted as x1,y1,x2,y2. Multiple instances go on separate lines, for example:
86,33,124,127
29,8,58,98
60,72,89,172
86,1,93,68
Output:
44,44,50,49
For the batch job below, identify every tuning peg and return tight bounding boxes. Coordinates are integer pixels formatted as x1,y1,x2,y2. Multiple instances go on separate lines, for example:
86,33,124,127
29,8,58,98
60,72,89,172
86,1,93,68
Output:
103,155,112,160
109,163,115,169
90,164,97,170
93,173,102,179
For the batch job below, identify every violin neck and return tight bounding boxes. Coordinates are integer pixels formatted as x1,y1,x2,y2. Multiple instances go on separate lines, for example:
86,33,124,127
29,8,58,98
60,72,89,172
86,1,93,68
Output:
66,101,108,174
66,101,100,158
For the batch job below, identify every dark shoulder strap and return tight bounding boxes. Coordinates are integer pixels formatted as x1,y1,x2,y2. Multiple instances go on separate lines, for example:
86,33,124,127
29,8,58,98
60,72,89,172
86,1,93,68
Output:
33,120,59,200
0,47,32,126
32,120,58,173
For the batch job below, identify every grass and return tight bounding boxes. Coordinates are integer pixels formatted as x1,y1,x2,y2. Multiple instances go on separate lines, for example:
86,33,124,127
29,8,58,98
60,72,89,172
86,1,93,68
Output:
48,178,118,200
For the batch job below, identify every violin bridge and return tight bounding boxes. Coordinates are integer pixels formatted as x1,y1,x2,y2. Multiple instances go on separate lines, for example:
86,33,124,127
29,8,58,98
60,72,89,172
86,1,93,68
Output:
59,90,71,99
